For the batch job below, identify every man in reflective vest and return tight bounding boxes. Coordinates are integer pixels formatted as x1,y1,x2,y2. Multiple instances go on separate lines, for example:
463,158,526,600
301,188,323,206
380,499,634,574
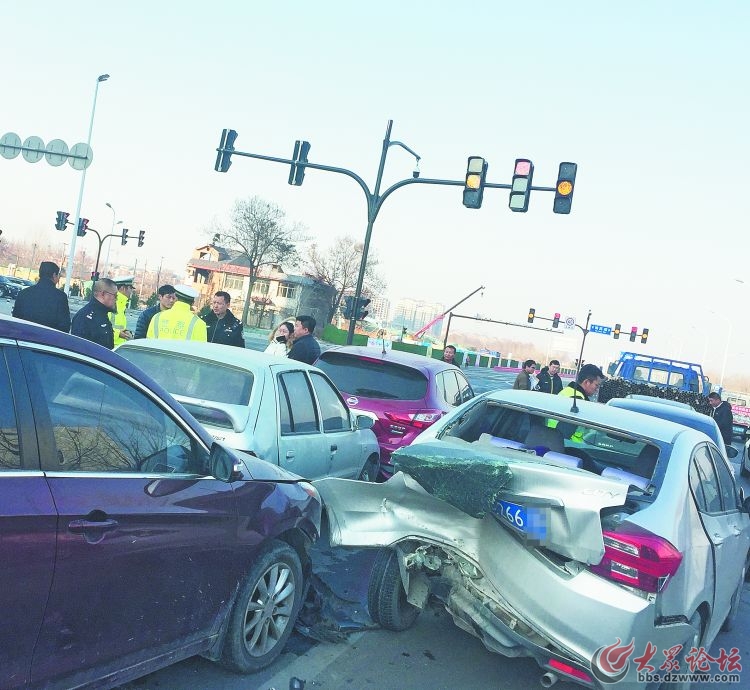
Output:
110,276,135,345
548,363,606,441
146,284,207,341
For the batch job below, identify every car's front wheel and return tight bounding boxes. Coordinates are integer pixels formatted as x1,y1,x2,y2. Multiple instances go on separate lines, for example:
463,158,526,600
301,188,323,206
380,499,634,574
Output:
221,541,303,673
367,547,420,631
358,454,380,482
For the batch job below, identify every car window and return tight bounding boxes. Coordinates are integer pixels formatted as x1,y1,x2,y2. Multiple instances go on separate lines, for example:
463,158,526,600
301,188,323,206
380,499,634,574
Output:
310,373,350,432
118,347,254,405
316,353,428,400
0,355,21,470
442,370,460,406
22,350,208,474
708,445,739,511
690,445,722,514
435,372,446,402
278,371,319,434
457,372,474,404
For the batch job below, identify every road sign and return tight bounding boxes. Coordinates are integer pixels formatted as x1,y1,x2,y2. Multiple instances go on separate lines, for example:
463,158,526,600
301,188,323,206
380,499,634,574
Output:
0,132,21,159
21,136,45,163
45,138,69,167
564,316,576,330
68,142,93,170
589,324,612,335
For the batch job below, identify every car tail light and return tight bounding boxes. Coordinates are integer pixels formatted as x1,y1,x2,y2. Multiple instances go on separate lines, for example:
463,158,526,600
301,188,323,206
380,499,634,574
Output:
384,410,442,430
547,658,593,684
589,522,682,593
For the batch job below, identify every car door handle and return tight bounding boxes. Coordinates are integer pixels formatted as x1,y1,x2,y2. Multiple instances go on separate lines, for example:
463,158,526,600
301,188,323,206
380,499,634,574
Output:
286,450,295,459
330,445,338,452
68,518,119,533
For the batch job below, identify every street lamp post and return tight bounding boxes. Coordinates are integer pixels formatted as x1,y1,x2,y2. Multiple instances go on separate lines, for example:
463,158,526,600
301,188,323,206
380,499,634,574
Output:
64,73,109,294
103,202,121,277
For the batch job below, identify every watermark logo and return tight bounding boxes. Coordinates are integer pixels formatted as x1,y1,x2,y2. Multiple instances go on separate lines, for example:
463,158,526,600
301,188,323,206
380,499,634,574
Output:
591,638,634,684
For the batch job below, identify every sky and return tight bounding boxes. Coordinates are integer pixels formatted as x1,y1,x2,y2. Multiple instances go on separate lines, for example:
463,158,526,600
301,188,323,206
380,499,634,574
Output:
1,1,748,384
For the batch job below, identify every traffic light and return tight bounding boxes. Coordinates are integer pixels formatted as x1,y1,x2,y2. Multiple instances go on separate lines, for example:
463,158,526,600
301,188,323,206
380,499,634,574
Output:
641,328,649,344
613,323,621,340
76,218,89,237
90,271,100,281
121,228,129,245
552,312,560,328
214,128,238,173
138,230,145,247
55,211,69,231
462,156,487,209
629,326,638,343
527,307,535,323
356,298,371,321
553,162,577,214
509,158,534,212
343,295,355,319
288,140,311,186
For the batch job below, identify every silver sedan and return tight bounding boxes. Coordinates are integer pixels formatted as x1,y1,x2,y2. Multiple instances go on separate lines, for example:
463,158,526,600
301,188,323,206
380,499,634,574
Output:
117,340,380,481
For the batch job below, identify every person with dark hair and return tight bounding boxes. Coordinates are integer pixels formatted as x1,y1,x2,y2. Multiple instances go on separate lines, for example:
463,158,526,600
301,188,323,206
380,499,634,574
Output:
288,315,320,364
133,285,177,339
146,285,207,341
442,344,460,367
71,278,117,349
202,291,244,347
12,261,70,332
560,363,605,402
708,392,733,446
265,321,294,357
513,359,537,390
536,359,563,394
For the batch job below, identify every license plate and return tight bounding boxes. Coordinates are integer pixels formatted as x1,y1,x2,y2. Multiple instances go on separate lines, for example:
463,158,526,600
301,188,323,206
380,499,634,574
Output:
494,499,528,533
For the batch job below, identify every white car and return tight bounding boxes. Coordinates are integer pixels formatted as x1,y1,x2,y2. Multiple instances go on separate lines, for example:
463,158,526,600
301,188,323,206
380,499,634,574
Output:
316,390,750,689
117,340,380,480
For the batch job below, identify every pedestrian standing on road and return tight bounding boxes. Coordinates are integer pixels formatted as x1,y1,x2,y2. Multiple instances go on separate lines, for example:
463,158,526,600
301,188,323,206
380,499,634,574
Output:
288,315,321,364
109,277,135,345
146,285,207,341
71,278,117,349
513,359,537,390
265,321,294,357
535,359,564,394
708,392,734,446
12,261,71,332
133,285,177,338
202,291,245,347
441,345,460,367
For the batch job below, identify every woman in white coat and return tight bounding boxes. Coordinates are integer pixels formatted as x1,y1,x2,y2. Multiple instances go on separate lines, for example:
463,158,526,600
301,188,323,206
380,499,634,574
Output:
264,321,294,357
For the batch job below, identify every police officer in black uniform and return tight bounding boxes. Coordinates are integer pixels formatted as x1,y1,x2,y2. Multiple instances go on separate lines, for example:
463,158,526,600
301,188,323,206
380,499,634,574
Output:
71,278,117,349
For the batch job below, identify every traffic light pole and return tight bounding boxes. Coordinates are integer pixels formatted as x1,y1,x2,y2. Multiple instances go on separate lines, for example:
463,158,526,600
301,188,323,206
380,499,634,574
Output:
84,226,122,280
215,121,560,345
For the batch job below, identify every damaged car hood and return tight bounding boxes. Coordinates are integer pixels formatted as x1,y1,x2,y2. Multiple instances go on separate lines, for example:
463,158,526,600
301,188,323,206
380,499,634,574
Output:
316,440,633,565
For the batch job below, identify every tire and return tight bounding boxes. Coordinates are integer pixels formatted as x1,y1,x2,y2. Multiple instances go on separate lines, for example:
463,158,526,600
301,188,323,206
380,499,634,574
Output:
741,453,750,478
721,568,745,633
367,547,419,632
221,541,303,674
358,454,380,482
660,611,703,690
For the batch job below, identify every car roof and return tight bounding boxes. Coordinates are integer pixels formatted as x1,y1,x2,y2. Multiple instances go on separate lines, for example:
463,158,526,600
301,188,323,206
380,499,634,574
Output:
482,389,700,444
606,396,722,444
320,345,460,374
117,338,321,371
0,314,214,446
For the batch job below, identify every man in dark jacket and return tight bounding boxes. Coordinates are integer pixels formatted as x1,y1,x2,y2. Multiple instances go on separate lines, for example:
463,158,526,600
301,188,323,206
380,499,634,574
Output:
288,315,321,364
202,291,244,347
71,278,117,349
536,359,564,394
134,285,177,338
513,359,536,390
708,392,733,446
12,261,70,332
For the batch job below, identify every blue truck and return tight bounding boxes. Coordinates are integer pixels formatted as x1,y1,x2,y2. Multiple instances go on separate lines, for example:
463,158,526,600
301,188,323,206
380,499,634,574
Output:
605,352,711,395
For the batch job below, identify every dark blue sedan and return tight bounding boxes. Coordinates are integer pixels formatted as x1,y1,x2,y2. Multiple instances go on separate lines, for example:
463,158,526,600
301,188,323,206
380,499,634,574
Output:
0,314,321,689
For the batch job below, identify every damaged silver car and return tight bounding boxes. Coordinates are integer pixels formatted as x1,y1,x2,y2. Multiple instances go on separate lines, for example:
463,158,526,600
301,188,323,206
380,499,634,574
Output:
315,390,750,689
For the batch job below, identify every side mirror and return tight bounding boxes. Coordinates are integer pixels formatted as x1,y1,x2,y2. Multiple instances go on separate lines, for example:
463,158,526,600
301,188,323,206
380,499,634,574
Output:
726,445,739,460
356,414,375,431
209,442,241,482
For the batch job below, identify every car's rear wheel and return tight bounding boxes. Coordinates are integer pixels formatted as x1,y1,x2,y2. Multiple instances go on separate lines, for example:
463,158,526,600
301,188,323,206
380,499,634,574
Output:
741,450,750,478
659,611,703,690
367,547,419,631
221,541,303,673
721,568,745,632
358,454,380,482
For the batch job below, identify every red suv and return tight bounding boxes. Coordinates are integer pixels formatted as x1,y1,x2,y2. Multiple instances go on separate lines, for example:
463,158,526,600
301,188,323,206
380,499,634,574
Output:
316,346,474,478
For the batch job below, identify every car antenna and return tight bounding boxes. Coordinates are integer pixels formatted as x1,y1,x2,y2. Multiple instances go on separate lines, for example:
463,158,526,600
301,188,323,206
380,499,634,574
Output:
380,329,386,355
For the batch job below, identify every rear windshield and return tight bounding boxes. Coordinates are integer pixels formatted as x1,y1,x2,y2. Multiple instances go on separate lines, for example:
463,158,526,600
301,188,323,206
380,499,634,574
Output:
119,348,254,406
317,352,428,401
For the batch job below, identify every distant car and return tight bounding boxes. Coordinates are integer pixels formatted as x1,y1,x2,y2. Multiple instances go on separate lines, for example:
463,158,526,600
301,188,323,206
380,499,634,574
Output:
316,390,750,689
315,346,475,478
732,421,749,442
0,314,321,688
117,340,381,481
0,275,22,298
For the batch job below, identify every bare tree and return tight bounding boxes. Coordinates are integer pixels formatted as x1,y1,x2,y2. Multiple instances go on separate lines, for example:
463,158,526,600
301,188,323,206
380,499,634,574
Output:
216,197,306,325
306,235,386,323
